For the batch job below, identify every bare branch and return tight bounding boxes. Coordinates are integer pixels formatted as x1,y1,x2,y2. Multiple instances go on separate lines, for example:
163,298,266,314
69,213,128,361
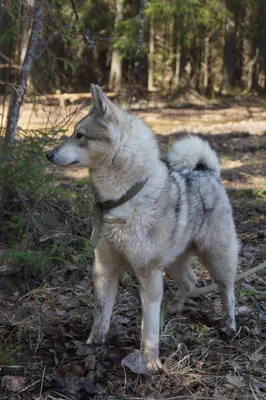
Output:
35,30,59,60
0,51,16,63
69,0,94,48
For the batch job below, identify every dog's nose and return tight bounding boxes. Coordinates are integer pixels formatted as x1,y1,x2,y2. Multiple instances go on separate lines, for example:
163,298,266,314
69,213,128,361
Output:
46,151,54,161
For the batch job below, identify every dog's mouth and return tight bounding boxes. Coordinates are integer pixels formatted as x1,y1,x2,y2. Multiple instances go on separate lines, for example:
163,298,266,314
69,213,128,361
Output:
67,160,79,166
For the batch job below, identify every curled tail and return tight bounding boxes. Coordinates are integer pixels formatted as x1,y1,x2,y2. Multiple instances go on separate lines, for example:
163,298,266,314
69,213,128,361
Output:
168,136,220,179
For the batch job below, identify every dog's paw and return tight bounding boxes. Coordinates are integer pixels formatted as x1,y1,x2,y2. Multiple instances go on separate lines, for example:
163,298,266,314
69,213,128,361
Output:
146,355,163,374
86,334,106,347
219,320,236,340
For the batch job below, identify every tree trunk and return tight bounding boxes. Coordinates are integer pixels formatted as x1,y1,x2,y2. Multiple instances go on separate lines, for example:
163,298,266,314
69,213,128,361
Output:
223,18,237,90
108,0,123,91
0,7,5,94
5,0,44,144
223,0,237,90
148,19,156,92
203,35,210,93
257,0,266,91
20,0,34,64
241,3,259,91
172,21,181,91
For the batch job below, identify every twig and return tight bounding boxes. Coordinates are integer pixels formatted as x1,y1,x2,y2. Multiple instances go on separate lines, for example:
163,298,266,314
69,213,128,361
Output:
0,51,16,64
36,25,77,61
0,105,81,181
0,309,31,326
37,366,46,400
0,80,20,96
35,31,59,60
43,198,93,229
1,379,41,399
69,0,94,48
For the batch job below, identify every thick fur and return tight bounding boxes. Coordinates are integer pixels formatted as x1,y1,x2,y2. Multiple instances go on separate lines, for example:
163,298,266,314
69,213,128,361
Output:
47,85,238,373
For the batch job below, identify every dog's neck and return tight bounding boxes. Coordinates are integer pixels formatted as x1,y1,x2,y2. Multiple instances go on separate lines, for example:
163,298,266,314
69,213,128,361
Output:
90,165,150,202
89,115,161,202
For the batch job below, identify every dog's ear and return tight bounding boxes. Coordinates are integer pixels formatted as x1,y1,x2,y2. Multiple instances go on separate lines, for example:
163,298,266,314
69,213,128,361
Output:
90,84,110,114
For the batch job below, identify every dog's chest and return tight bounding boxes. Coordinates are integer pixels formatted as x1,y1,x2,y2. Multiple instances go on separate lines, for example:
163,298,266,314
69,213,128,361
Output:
102,208,154,250
102,216,131,246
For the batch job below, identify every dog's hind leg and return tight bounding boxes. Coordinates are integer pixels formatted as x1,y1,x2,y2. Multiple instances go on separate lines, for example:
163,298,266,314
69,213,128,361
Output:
199,244,238,338
166,252,197,314
87,240,122,345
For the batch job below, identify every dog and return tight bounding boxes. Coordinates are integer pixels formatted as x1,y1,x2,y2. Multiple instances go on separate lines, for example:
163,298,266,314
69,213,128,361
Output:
46,84,238,373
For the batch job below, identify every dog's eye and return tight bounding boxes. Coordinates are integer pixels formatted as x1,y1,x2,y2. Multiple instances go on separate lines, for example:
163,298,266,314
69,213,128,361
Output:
76,133,84,139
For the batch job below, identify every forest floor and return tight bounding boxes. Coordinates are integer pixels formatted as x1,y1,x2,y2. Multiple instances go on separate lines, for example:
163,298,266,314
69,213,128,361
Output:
0,98,266,399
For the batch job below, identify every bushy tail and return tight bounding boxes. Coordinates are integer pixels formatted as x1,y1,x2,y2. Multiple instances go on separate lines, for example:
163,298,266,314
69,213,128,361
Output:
168,136,220,179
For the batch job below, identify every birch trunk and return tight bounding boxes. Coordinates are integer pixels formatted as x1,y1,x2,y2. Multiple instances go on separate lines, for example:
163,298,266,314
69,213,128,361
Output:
5,0,44,144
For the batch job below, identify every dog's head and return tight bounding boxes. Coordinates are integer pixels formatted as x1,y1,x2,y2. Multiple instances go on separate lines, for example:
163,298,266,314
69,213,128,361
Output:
46,84,121,168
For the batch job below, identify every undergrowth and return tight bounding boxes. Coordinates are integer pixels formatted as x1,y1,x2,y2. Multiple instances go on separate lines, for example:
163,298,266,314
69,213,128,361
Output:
0,129,95,287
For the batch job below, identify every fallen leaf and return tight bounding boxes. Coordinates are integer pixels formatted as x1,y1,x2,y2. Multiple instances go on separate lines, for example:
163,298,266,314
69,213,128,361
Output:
237,306,252,317
250,353,264,363
2,376,27,392
112,315,130,325
78,377,94,393
122,350,148,375
63,376,79,399
226,374,246,388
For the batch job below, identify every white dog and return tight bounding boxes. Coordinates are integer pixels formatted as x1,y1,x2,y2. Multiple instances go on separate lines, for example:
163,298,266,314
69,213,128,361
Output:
47,85,238,373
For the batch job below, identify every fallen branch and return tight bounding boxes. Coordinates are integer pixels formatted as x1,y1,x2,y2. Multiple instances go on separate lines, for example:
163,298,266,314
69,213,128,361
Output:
38,91,116,107
120,261,266,300
191,261,266,297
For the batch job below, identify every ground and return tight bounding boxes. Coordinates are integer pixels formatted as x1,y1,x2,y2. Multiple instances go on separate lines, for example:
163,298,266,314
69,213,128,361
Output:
0,98,266,399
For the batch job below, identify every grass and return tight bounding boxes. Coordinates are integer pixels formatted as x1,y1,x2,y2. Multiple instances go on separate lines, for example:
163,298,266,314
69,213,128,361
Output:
0,328,19,366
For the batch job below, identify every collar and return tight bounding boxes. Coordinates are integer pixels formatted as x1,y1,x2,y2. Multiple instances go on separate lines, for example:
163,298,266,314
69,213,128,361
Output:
96,178,148,210
90,178,148,248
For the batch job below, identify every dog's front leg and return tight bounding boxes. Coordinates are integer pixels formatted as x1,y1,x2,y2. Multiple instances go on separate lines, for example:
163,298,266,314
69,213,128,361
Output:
87,243,120,345
137,269,163,373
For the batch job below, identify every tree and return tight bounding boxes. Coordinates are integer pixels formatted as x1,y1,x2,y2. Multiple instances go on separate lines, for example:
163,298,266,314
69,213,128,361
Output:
108,0,124,91
5,0,45,144
148,18,155,91
222,0,237,90
241,1,259,90
20,0,35,65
